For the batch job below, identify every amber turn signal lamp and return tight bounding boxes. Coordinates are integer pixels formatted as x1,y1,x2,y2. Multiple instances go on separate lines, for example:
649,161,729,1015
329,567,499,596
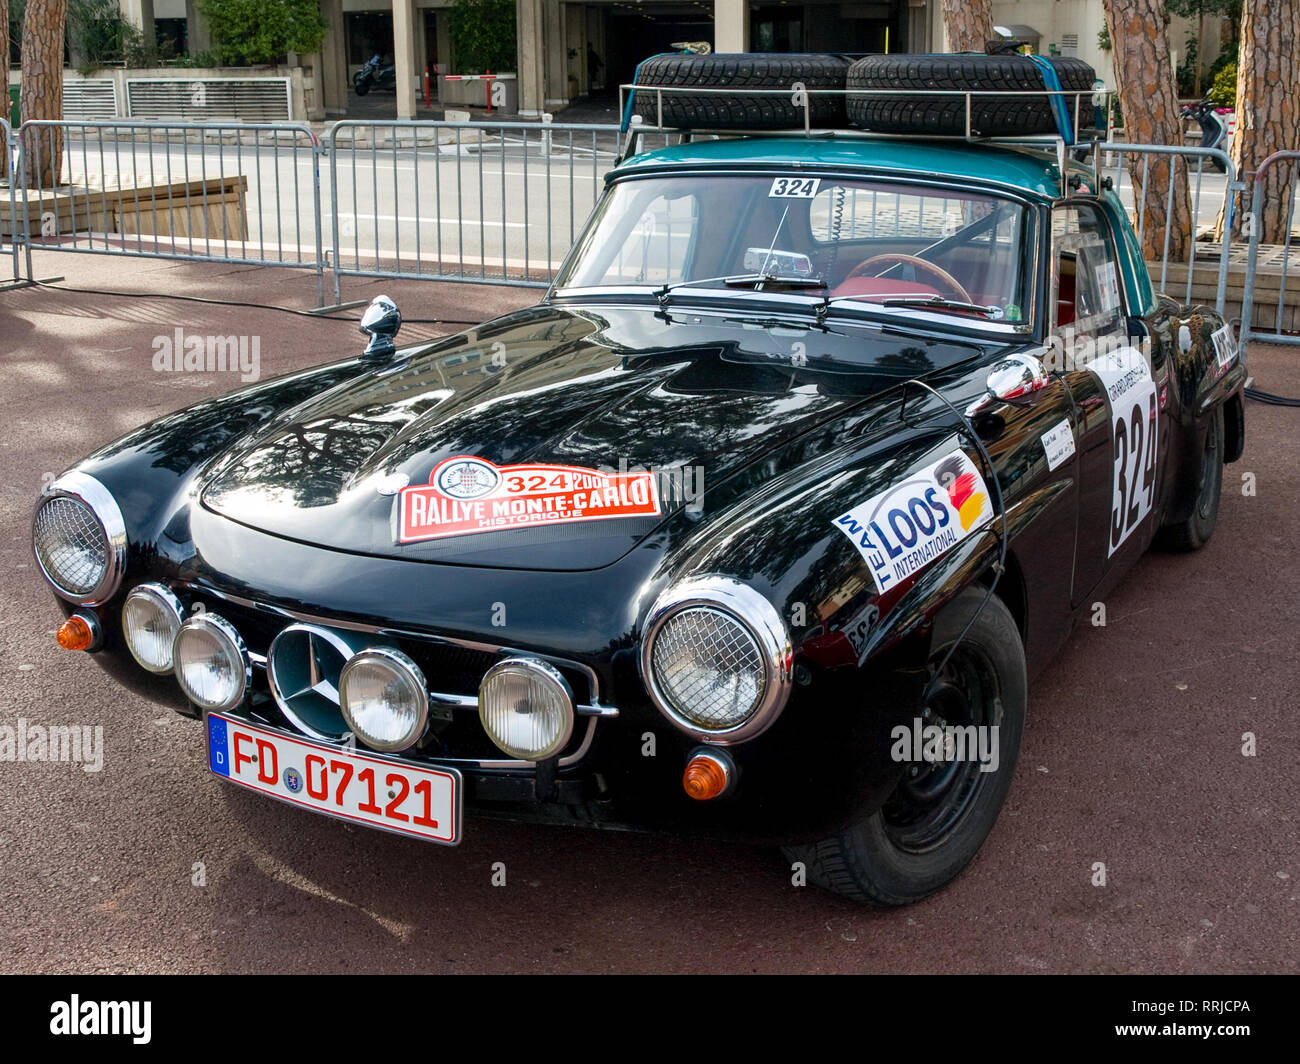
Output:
57,614,95,651
683,751,733,801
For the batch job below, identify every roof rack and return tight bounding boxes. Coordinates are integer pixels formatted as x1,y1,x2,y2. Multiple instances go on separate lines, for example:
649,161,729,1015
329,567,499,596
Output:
616,83,1117,197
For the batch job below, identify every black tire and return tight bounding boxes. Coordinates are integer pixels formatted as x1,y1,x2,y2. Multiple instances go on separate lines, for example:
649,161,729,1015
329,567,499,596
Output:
783,588,1026,906
1155,404,1224,551
633,53,851,130
354,80,370,97
846,53,1095,137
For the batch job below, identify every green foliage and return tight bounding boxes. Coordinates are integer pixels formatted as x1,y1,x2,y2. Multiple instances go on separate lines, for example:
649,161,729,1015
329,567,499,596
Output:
448,0,517,74
1098,24,1111,52
1175,33,1199,96
196,0,327,66
1208,61,1237,108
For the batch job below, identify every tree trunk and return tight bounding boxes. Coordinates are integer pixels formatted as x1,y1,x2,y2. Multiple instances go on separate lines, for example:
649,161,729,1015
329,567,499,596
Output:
941,0,994,53
19,0,66,189
1220,0,1300,244
1103,0,1195,261
1,1,10,115
1194,11,1204,97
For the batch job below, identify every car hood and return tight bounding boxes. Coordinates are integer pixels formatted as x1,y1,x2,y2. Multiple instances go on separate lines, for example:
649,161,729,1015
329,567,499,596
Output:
200,302,990,570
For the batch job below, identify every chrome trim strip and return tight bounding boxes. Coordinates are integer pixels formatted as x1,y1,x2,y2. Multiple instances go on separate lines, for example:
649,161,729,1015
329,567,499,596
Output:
640,576,794,746
178,583,608,706
33,471,128,606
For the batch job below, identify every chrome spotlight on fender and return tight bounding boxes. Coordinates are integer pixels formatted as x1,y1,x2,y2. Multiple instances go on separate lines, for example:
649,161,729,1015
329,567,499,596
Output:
985,352,1049,403
359,295,402,359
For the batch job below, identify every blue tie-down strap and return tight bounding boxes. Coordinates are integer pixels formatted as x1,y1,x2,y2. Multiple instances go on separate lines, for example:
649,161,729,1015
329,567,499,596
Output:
1025,54,1075,145
621,54,671,134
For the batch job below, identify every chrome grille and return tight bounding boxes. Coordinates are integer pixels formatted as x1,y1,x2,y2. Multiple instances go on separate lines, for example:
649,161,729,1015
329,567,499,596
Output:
651,607,763,729
33,497,108,596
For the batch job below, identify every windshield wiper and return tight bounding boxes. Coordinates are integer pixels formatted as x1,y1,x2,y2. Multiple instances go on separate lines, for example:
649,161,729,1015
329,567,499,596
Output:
656,273,827,307
878,295,1004,319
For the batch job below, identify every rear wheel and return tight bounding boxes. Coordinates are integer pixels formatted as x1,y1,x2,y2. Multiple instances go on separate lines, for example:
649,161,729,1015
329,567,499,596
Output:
1156,404,1224,551
783,588,1026,906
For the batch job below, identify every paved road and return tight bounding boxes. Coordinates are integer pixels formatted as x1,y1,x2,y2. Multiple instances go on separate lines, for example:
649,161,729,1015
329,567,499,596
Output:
0,252,1297,973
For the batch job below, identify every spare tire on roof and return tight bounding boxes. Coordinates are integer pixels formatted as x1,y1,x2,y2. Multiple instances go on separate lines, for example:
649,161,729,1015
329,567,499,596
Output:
846,53,1095,137
632,53,851,130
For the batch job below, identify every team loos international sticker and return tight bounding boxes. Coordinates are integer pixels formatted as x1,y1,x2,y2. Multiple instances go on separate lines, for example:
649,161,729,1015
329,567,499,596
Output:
397,455,661,543
831,449,994,595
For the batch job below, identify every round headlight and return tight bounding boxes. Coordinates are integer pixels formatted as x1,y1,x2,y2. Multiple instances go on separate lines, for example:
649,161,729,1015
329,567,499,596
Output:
478,658,575,761
641,577,793,744
173,613,249,711
32,473,126,605
122,584,186,674
340,648,429,752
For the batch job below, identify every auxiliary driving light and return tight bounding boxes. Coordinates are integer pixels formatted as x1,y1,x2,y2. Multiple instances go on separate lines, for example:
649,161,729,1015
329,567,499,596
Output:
339,647,430,752
478,657,575,761
122,583,186,674
173,613,250,711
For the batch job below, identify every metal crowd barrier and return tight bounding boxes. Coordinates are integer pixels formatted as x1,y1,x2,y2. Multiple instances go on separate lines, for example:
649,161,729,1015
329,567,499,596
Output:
13,119,326,306
325,120,668,305
1096,142,1236,316
0,115,1289,338
1241,151,1300,347
0,119,28,287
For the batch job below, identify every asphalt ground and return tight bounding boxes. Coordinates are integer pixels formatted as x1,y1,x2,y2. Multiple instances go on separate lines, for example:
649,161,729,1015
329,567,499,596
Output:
0,251,1297,974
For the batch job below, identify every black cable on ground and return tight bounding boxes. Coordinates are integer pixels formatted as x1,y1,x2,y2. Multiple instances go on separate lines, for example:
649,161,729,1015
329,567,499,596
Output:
1245,386,1300,407
22,278,482,326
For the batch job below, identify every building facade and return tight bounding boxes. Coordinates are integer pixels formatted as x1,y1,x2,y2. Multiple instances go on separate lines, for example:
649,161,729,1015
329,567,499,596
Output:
121,0,1221,120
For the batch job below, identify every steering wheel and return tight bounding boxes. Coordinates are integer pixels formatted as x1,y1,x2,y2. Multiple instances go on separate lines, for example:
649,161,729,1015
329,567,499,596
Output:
845,253,974,304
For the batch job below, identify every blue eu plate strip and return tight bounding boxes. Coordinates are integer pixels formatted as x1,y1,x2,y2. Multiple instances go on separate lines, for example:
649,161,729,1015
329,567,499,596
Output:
207,714,231,776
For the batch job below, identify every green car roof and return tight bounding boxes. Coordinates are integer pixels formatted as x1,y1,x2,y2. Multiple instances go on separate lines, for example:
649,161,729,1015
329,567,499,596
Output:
615,135,1072,200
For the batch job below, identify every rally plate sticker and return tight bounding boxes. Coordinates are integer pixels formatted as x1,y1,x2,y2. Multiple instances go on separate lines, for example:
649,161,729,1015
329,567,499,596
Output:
398,455,661,544
1089,347,1158,557
831,448,994,595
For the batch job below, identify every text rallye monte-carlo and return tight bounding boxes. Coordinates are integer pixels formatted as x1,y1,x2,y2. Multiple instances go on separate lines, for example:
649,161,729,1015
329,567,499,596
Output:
32,54,1246,904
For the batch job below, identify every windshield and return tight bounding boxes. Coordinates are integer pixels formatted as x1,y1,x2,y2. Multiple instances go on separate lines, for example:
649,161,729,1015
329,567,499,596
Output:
554,174,1034,325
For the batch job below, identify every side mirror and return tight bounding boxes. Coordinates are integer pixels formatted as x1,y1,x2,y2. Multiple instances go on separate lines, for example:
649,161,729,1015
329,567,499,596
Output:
359,296,401,359
985,353,1049,403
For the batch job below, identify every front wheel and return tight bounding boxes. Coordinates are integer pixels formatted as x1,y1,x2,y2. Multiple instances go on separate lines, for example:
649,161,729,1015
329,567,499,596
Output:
353,76,371,96
783,588,1026,906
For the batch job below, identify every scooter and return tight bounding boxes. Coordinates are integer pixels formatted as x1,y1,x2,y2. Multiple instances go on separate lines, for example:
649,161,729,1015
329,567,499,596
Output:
1180,98,1230,172
353,55,396,96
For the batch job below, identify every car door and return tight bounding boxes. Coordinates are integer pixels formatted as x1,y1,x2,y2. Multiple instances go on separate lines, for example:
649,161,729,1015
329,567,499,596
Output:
1051,200,1163,605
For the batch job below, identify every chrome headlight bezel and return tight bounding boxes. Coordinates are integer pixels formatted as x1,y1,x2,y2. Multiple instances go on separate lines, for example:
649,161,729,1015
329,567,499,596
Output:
173,612,251,712
339,646,430,753
639,576,793,745
478,656,576,762
122,583,187,674
32,472,127,606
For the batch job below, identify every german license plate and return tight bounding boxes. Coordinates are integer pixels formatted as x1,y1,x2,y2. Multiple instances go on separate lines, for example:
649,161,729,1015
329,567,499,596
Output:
206,712,461,844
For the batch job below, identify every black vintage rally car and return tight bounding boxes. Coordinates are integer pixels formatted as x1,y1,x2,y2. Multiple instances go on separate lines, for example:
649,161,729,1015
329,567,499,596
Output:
32,64,1246,905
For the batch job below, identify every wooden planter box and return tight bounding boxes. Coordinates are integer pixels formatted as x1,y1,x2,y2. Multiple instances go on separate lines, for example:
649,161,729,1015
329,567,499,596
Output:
0,174,248,243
